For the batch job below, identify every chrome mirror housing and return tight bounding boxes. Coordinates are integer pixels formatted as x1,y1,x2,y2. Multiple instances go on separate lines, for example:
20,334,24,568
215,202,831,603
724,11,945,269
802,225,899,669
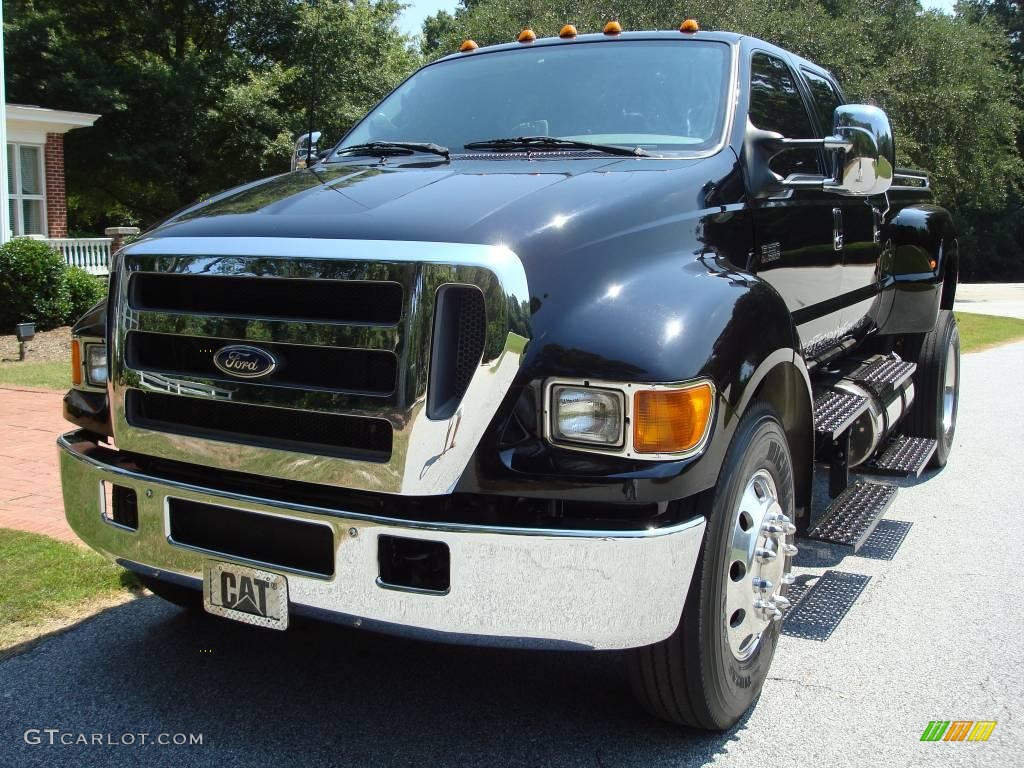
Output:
291,131,322,171
824,105,895,196
744,105,896,199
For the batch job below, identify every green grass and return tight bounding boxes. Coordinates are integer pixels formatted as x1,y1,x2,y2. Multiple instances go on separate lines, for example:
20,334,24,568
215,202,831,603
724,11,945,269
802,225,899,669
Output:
955,312,1024,353
0,528,137,651
0,361,70,390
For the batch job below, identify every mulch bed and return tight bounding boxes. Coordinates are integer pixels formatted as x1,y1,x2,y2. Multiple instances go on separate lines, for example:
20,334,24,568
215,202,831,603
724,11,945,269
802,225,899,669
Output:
0,327,72,363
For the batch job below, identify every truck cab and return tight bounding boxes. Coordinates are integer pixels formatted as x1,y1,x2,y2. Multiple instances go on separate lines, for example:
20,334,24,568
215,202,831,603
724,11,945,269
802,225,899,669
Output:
60,24,959,731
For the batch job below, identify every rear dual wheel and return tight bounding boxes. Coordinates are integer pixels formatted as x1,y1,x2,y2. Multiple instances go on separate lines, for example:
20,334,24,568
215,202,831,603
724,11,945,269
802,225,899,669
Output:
901,309,960,467
627,402,796,730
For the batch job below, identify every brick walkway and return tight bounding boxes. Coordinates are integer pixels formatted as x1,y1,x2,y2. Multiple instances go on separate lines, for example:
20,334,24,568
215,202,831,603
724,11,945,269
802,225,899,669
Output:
0,387,77,541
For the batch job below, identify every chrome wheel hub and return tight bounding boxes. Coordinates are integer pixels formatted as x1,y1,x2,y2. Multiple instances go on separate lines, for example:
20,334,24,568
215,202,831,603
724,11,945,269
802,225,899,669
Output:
942,333,959,437
724,469,796,661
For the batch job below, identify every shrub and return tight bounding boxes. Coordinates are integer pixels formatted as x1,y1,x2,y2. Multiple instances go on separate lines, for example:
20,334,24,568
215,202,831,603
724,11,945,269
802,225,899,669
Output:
0,239,71,330
64,267,108,324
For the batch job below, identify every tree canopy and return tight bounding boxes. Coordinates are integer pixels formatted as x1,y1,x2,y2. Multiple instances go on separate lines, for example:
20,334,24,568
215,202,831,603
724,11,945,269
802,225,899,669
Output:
4,0,417,231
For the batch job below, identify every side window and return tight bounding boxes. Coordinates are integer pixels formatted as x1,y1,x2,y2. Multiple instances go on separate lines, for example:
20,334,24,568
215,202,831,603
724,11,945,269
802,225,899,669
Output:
748,53,819,178
802,70,844,137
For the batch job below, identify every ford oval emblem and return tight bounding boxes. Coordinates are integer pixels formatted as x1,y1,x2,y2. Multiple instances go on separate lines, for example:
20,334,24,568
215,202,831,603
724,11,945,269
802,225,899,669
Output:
213,345,277,379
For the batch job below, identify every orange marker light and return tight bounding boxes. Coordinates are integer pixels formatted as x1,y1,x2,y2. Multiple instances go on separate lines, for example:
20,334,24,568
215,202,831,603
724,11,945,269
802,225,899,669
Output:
559,24,578,39
929,258,938,270
603,20,623,35
633,382,714,454
459,39,479,52
518,28,537,43
680,19,700,34
71,339,82,386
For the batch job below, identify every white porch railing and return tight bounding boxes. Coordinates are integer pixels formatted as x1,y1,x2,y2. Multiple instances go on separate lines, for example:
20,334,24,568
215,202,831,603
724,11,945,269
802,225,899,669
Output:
45,237,113,275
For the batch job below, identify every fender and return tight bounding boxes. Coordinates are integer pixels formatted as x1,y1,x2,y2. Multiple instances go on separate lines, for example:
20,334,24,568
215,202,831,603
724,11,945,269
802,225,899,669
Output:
461,255,814,513
71,297,107,339
876,203,957,335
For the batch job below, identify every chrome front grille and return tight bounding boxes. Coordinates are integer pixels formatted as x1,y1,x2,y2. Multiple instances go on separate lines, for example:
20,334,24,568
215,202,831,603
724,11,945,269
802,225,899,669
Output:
126,331,399,395
110,237,530,495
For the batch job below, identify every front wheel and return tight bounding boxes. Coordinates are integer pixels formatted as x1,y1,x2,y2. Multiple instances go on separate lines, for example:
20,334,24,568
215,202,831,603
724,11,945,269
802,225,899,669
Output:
627,401,796,730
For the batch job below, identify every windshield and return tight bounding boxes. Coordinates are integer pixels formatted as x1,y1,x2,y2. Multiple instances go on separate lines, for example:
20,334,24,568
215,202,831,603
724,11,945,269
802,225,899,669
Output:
337,40,732,157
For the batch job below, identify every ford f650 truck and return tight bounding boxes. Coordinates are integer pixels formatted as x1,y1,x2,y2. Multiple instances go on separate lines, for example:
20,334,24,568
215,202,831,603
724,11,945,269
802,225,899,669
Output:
60,25,960,730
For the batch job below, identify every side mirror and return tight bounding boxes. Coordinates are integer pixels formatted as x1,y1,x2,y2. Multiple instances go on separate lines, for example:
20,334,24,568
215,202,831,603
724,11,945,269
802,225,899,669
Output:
744,104,895,198
825,105,894,196
291,131,322,171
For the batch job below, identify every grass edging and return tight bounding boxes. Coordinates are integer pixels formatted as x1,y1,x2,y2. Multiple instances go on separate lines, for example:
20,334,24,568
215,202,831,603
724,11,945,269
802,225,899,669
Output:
954,312,1024,353
0,361,69,391
0,528,140,657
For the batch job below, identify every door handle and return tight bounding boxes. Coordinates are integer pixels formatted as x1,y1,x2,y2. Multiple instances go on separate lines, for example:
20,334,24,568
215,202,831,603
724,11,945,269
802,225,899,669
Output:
833,208,844,252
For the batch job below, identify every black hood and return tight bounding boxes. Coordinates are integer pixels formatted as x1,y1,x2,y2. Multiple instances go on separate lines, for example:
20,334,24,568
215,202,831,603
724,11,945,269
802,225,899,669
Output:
152,154,734,266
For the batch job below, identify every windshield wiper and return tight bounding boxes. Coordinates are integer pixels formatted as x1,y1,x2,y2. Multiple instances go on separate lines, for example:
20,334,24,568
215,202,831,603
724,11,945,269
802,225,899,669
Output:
464,136,649,157
335,141,450,160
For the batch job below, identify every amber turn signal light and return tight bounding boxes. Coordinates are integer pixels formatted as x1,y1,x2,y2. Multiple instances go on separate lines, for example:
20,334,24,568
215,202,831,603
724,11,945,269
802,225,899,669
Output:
633,382,714,454
559,24,578,39
680,19,700,34
459,39,479,52
603,20,623,35
71,339,82,386
518,28,537,43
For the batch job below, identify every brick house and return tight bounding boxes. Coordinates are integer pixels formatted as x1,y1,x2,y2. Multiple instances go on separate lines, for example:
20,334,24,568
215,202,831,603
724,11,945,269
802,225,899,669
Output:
5,103,99,238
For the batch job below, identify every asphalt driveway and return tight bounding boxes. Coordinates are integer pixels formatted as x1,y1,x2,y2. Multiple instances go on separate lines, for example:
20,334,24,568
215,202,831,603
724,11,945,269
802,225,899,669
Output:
1,342,1021,768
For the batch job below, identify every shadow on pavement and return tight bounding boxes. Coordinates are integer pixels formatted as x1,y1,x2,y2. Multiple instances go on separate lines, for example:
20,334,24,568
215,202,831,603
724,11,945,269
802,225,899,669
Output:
0,597,750,767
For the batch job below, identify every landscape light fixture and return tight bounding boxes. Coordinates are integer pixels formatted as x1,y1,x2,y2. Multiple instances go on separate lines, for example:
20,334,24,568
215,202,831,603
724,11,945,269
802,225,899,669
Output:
15,322,35,361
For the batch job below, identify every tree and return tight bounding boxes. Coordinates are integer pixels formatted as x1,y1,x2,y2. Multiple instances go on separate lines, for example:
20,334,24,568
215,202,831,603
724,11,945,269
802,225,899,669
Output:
3,0,419,231
956,1,1024,278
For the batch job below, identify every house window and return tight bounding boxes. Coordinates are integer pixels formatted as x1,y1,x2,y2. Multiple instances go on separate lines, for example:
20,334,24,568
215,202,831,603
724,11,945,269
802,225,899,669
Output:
6,143,47,236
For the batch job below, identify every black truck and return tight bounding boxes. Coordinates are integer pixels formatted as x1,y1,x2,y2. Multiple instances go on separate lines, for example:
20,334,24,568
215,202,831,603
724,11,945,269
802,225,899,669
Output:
60,24,960,730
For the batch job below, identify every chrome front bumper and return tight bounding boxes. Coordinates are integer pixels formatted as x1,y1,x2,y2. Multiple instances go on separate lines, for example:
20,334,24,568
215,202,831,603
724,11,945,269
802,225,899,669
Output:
59,432,705,650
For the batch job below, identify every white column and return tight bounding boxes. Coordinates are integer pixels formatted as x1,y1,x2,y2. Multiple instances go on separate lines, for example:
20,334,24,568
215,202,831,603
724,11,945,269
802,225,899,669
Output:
0,1,9,244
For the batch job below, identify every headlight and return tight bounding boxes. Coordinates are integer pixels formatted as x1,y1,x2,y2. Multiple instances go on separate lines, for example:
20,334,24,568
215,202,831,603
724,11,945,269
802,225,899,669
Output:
550,385,624,447
85,343,108,387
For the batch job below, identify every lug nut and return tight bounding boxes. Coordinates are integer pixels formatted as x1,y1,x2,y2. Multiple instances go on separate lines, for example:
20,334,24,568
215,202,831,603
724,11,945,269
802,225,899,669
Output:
782,543,799,557
780,573,796,586
754,598,783,621
773,595,792,611
752,577,774,593
756,547,777,563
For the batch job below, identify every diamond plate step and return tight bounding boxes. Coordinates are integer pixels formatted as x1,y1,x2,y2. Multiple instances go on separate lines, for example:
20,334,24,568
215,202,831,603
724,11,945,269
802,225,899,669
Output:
781,570,871,641
857,435,938,478
849,356,916,398
806,481,898,551
813,390,870,439
857,520,913,561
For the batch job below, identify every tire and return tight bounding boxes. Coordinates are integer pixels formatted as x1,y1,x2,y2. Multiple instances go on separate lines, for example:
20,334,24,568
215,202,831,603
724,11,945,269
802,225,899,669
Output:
138,575,202,610
626,401,796,730
899,310,960,467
